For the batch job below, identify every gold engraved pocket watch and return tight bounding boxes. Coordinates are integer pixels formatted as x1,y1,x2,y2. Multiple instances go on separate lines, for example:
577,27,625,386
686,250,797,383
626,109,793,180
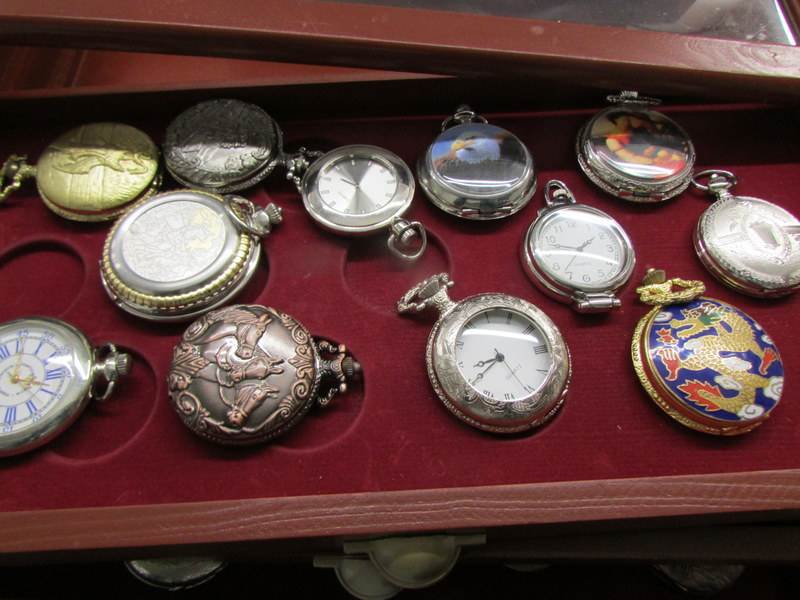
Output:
168,304,360,445
692,170,800,297
287,144,427,261
0,317,130,456
398,274,570,434
101,190,282,321
1,123,160,221
577,91,695,203
417,105,536,220
521,180,635,312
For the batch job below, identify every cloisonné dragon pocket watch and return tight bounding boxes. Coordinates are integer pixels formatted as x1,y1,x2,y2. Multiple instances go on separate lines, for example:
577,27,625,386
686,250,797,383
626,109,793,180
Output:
287,144,427,261
577,91,695,203
101,190,282,321
417,105,536,220
631,270,783,435
692,170,800,297
168,304,360,445
397,273,570,434
1,123,160,221
164,99,283,193
521,180,635,312
0,317,130,456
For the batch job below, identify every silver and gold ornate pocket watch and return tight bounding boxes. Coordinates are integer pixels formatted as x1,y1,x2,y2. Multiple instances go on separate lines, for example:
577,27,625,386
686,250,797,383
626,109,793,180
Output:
398,274,570,434
692,170,800,297
521,180,636,312
577,91,695,203
0,317,130,456
417,105,536,220
101,190,281,321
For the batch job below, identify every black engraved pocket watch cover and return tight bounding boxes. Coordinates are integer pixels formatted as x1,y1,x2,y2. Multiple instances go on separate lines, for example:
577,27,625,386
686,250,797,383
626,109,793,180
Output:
398,273,570,434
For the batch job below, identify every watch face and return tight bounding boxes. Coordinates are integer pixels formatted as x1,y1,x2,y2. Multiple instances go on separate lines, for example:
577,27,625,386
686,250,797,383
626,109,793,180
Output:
533,208,627,290
587,108,691,181
0,319,86,441
316,153,398,215
455,308,552,401
699,196,800,293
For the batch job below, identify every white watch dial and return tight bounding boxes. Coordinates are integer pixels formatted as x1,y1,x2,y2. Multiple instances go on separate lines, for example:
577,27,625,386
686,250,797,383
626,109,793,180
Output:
0,323,77,436
455,309,552,401
534,210,625,288
316,155,398,215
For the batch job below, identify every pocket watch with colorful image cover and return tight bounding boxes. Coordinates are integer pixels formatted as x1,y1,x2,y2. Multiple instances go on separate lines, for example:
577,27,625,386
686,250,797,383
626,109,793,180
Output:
398,273,570,434
417,105,536,220
631,270,783,435
577,91,695,203
0,317,130,456
521,180,635,312
692,170,800,298
1,123,160,221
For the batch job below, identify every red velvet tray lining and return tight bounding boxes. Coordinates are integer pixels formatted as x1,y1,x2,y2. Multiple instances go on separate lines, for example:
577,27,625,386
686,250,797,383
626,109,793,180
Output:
0,103,798,512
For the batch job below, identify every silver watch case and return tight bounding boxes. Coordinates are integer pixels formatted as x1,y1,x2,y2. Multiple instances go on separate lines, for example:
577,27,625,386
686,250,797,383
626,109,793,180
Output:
164,99,284,193
695,195,800,297
101,190,280,322
428,294,570,433
301,145,415,234
522,198,636,313
0,317,129,457
417,113,536,220
576,101,695,203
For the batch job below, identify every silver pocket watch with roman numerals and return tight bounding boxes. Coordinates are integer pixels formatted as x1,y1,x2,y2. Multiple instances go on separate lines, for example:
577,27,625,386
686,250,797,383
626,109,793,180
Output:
398,274,570,434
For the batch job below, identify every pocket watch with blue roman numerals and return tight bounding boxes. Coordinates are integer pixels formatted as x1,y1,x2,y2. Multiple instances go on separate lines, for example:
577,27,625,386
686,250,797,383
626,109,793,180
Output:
0,317,130,456
398,274,570,434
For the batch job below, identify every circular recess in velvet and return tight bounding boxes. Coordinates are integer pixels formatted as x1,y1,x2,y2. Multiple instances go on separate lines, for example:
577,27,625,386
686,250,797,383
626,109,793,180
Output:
343,230,450,316
0,242,85,320
47,348,157,461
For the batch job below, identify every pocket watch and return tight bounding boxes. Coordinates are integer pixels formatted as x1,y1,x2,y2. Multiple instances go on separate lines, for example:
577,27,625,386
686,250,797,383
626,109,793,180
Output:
1,123,160,221
101,190,282,321
397,273,570,434
286,144,427,261
168,304,360,445
417,105,536,220
0,317,130,456
692,170,800,297
521,180,635,312
163,99,283,193
577,91,695,203
631,269,783,436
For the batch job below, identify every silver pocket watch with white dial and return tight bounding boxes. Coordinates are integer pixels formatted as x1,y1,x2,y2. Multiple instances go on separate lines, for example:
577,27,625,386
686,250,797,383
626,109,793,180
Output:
417,105,536,220
692,170,800,297
397,273,570,434
0,317,130,456
287,144,426,261
522,180,636,312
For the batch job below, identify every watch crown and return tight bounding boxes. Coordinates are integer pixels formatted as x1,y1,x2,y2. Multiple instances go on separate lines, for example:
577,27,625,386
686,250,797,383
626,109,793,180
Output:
114,352,132,378
342,356,362,380
264,203,283,225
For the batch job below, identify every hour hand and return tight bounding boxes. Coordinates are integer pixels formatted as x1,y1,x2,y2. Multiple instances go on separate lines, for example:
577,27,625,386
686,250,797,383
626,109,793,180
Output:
473,356,497,368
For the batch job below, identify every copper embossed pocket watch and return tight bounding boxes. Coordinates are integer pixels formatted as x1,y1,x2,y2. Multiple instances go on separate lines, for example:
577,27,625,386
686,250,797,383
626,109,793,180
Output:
521,180,635,312
631,270,783,435
417,105,536,220
168,305,360,445
287,144,427,261
101,190,282,321
577,91,695,203
0,317,130,456
398,273,570,434
692,170,800,297
1,123,160,221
